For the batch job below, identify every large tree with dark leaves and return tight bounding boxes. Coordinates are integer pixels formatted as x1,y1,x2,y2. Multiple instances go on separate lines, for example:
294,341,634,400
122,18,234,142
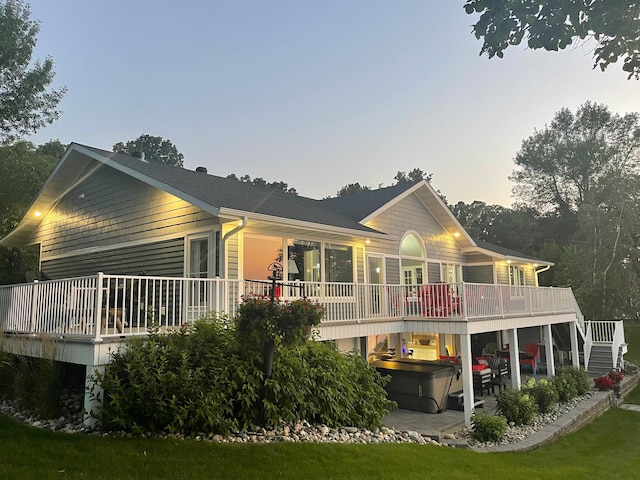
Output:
113,135,184,167
0,0,66,142
465,0,640,79
0,141,56,283
511,102,640,319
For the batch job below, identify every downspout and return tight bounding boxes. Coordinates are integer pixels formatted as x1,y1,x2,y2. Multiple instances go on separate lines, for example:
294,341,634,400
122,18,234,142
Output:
534,264,551,286
221,216,248,279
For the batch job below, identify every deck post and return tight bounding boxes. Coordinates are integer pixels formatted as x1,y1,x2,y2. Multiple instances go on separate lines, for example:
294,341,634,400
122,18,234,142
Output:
570,321,580,368
508,328,521,390
83,364,105,428
543,324,555,377
460,332,474,427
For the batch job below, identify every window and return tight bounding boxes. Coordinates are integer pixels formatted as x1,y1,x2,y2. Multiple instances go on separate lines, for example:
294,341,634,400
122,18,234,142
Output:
286,239,353,283
243,235,283,281
400,233,425,286
287,240,321,282
441,263,462,284
324,243,353,283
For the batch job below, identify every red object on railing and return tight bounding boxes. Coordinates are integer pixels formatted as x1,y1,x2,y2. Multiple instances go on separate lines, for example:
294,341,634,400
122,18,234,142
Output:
418,282,458,317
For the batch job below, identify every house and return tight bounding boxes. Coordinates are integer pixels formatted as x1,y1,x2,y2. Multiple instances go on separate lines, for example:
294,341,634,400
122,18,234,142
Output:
0,143,626,426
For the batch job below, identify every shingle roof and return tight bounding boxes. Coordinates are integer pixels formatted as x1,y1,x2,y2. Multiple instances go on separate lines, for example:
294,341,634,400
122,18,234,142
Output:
79,144,382,234
473,239,549,264
319,181,420,222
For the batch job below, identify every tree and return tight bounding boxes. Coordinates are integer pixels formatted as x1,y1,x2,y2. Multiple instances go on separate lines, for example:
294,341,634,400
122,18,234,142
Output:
393,168,432,184
335,183,371,197
0,141,56,282
464,0,640,79
113,135,184,167
0,0,66,142
226,173,297,194
511,102,640,319
35,139,66,160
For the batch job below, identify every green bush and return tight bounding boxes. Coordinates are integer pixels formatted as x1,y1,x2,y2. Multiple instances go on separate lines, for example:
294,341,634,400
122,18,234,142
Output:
93,312,394,435
557,366,591,396
496,388,538,426
471,412,507,442
525,378,559,414
552,371,579,403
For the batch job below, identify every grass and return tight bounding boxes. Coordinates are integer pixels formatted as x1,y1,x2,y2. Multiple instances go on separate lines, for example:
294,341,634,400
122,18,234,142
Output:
1,408,640,480
3,321,640,479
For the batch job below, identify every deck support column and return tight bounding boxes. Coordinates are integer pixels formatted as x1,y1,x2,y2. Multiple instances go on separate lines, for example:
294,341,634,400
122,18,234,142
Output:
459,333,474,428
83,364,104,427
543,324,555,377
570,321,580,368
508,328,521,390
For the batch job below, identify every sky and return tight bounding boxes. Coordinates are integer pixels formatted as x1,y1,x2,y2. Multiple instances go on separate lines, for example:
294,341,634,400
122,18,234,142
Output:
25,1,640,207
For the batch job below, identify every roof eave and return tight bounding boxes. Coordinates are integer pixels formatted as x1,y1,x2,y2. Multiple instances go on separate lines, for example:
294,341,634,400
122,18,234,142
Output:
219,207,388,240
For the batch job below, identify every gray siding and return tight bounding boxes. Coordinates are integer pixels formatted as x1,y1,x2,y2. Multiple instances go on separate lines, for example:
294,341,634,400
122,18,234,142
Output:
462,265,494,284
496,264,509,284
427,262,441,283
32,166,217,260
364,193,463,263
226,236,239,280
41,238,184,279
385,257,400,284
356,247,365,283
524,266,536,286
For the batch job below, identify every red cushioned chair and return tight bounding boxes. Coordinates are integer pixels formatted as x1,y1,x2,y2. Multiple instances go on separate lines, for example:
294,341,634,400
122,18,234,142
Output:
521,343,540,374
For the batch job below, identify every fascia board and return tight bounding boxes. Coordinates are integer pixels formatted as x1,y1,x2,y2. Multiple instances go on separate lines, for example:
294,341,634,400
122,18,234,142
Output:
219,207,389,240
462,246,553,265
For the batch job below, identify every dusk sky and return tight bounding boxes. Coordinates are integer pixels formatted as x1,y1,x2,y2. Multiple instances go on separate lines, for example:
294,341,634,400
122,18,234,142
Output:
27,1,640,207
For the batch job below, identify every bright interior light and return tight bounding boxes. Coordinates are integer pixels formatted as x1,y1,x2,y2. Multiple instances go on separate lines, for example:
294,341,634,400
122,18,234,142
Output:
453,232,460,237
34,211,42,217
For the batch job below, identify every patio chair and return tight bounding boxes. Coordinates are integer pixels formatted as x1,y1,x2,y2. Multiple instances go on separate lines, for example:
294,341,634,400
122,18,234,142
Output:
488,357,510,391
481,342,499,357
521,343,540,374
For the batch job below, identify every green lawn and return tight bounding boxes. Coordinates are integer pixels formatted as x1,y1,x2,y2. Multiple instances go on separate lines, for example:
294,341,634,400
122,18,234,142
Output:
2,408,640,480
3,322,640,480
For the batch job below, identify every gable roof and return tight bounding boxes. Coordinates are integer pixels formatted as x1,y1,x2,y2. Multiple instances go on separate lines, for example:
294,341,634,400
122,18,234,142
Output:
321,180,477,250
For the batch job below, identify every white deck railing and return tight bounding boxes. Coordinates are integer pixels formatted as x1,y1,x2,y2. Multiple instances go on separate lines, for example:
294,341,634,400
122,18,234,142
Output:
0,274,582,341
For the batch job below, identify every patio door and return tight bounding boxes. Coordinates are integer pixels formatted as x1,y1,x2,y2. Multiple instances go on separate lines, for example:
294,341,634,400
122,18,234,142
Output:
186,233,216,320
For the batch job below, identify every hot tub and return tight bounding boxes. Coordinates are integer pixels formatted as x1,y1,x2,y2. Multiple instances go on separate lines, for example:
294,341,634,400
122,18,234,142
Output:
373,358,461,413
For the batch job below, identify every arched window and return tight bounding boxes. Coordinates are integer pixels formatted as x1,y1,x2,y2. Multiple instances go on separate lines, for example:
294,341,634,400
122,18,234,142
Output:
400,233,425,286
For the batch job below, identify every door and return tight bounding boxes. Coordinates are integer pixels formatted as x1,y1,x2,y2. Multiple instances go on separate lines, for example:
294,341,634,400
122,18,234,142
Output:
186,233,214,320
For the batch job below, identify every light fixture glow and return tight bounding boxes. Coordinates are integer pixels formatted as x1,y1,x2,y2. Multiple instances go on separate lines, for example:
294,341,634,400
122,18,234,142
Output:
365,239,371,244
34,211,42,217
453,232,460,237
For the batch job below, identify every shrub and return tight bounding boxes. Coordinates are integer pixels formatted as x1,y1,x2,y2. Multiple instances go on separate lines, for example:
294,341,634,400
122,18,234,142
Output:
471,412,507,442
552,371,579,402
557,366,591,396
594,376,615,390
496,388,538,426
526,378,559,414
93,312,394,435
608,369,624,383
